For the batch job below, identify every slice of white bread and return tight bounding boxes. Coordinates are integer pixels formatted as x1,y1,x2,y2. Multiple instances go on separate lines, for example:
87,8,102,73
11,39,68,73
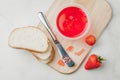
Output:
8,26,49,53
32,43,54,63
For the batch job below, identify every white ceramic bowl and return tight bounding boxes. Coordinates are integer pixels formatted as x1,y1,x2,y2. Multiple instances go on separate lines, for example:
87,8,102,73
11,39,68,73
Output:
54,2,91,40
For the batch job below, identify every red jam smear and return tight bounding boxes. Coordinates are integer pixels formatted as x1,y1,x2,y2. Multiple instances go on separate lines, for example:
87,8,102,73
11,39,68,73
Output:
56,6,88,38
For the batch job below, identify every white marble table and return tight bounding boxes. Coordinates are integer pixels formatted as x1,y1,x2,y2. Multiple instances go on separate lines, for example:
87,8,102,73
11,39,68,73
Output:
0,0,120,80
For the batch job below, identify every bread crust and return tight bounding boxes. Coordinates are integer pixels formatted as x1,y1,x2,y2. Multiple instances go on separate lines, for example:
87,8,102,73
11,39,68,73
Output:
31,43,55,64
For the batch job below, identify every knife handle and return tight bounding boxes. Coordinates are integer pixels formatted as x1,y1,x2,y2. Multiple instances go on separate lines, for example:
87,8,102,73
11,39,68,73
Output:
55,41,75,67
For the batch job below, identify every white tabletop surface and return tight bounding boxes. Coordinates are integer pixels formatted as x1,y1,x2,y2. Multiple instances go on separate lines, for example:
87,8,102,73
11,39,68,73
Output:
0,0,120,80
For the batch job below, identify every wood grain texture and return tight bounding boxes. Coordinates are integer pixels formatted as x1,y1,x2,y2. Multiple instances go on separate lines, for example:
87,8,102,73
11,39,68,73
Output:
37,0,112,74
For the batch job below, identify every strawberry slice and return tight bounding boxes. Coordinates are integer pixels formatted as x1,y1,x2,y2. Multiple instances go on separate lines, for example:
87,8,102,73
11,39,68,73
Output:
85,54,105,70
58,59,65,66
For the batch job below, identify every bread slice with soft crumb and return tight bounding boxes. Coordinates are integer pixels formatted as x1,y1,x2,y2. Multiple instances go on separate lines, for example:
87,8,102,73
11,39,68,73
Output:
32,44,54,63
8,26,49,53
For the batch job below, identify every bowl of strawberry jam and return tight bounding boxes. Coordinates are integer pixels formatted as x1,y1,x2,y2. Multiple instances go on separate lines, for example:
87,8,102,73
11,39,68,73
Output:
55,3,91,40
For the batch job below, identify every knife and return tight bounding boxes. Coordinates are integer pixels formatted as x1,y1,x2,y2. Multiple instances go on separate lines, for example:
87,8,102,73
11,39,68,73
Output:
38,12,75,67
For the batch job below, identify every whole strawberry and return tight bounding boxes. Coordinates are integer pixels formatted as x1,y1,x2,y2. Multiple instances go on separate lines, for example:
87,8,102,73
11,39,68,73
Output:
85,35,96,46
85,54,105,70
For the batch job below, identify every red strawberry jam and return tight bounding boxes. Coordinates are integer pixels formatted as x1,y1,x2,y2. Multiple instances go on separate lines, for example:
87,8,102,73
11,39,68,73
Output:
56,6,88,38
